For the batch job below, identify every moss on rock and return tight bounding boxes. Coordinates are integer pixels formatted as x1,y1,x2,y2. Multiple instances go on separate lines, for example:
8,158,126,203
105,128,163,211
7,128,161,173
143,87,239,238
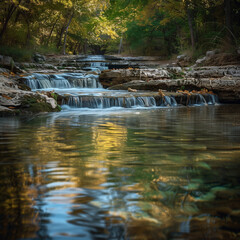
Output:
20,95,60,113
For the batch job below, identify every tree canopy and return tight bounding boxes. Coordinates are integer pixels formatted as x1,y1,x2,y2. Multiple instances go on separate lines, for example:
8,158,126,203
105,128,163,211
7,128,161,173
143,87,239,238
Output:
0,0,239,58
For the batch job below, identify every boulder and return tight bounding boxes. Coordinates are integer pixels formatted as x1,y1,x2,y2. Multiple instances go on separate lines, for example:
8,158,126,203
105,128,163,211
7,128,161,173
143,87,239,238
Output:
33,53,46,63
195,56,207,66
44,95,58,109
176,55,191,67
0,67,10,74
0,55,15,70
99,68,171,88
0,74,60,115
177,55,186,61
206,51,216,58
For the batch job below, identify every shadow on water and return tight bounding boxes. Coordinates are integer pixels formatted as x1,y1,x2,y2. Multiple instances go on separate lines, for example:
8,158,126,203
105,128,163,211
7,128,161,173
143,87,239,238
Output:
0,105,240,239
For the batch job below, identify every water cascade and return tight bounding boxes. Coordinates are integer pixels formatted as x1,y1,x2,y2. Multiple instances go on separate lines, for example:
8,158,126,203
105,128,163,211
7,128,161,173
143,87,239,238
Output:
24,73,102,89
163,96,178,107
23,55,219,110
203,94,219,105
188,94,207,106
77,55,108,72
63,95,159,109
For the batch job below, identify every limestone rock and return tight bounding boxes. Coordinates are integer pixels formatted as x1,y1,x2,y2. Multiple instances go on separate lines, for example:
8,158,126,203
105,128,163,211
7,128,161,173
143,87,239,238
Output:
100,68,170,88
195,56,207,66
104,65,240,103
0,55,15,70
33,53,46,63
177,55,186,61
206,50,216,58
0,67,10,74
176,55,191,67
44,95,57,109
0,74,59,115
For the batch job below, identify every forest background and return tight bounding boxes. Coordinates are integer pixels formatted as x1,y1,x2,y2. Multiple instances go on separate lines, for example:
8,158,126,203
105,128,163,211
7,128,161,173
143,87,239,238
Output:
0,0,239,61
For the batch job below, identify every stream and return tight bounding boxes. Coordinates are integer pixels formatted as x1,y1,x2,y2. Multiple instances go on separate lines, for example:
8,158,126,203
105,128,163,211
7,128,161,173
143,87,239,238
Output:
0,56,240,240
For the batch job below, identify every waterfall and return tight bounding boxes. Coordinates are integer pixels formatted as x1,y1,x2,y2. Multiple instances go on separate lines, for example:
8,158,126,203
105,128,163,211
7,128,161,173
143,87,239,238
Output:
22,55,220,110
163,96,177,107
186,94,207,106
203,94,219,105
196,94,207,105
78,55,108,71
90,62,108,71
62,95,179,109
24,73,102,90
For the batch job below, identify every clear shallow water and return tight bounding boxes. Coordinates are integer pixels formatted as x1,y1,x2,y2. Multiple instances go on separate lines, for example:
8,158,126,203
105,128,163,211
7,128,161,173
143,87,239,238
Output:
0,105,240,240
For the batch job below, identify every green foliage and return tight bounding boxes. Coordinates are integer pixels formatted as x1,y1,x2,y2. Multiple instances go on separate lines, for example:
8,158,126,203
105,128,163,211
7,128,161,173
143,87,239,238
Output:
125,11,182,55
0,46,33,61
0,0,239,56
35,45,60,55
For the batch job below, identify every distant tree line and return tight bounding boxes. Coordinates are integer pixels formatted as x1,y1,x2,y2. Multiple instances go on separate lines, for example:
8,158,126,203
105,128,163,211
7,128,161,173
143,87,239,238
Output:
0,0,239,58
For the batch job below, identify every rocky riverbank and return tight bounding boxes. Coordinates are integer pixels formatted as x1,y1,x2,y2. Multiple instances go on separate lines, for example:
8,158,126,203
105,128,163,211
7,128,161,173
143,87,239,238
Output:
0,68,60,116
0,52,240,116
100,66,240,103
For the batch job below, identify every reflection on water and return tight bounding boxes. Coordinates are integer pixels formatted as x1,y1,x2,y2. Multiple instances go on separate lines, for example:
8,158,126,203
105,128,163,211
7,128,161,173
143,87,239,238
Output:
0,105,240,240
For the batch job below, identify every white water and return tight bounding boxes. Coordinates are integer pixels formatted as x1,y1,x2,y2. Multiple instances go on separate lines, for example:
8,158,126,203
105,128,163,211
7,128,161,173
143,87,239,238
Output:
24,73,102,89
23,55,218,110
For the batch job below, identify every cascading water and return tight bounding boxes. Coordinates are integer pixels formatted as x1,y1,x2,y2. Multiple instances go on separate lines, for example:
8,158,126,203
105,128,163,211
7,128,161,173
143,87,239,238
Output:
24,73,102,90
203,94,219,105
187,93,219,106
195,94,207,105
23,55,219,110
163,96,178,107
77,55,108,72
62,95,158,109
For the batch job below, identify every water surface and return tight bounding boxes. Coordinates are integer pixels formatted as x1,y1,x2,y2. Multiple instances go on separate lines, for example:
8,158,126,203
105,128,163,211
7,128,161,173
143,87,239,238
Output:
0,105,240,240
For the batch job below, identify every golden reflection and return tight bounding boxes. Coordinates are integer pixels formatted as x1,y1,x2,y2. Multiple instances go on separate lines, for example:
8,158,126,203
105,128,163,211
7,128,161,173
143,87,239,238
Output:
30,126,70,161
75,122,128,187
0,164,44,239
14,122,128,190
92,122,127,154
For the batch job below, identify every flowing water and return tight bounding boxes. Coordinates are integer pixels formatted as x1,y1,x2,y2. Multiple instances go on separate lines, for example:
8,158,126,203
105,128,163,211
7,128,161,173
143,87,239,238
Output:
0,105,240,240
0,56,240,239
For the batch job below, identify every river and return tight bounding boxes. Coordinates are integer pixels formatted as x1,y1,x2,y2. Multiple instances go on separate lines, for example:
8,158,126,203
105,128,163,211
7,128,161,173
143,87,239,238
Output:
0,56,240,239
0,105,240,240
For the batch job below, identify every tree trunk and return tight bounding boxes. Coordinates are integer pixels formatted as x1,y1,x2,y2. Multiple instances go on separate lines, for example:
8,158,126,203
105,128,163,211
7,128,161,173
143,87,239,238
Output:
62,13,74,55
0,4,17,42
46,19,58,46
185,0,196,50
57,26,65,48
118,36,123,54
73,41,80,55
224,0,233,41
187,9,195,50
25,19,31,46
83,40,88,54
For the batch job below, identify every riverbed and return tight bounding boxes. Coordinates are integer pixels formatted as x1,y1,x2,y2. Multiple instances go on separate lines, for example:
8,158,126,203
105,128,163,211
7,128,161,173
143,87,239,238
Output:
0,105,240,239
